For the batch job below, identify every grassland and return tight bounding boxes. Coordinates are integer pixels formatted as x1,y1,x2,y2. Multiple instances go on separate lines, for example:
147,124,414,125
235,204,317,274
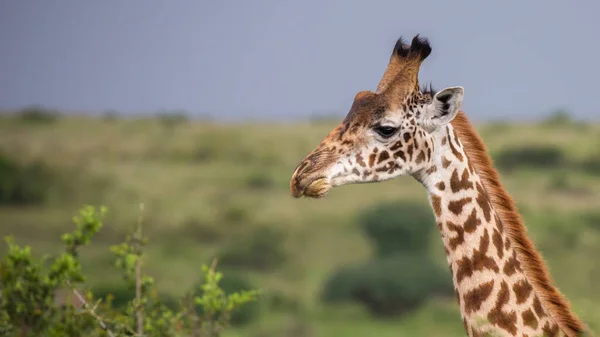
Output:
0,112,599,336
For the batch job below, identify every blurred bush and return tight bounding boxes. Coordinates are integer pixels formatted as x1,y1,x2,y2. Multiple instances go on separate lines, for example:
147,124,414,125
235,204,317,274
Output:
156,110,189,129
493,145,565,171
359,201,434,256
15,105,60,124
321,201,453,316
0,152,54,205
579,155,600,176
541,109,572,127
245,171,276,190
321,254,453,316
218,226,288,271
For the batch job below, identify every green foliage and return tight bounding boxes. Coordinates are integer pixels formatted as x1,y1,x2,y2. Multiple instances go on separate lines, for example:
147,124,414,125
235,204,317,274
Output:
0,205,105,336
579,155,600,176
321,254,453,316
493,145,565,171
156,110,189,129
541,109,572,127
15,105,60,124
359,201,434,256
0,205,260,337
321,201,453,317
218,226,287,271
0,152,54,205
194,265,261,329
245,171,276,190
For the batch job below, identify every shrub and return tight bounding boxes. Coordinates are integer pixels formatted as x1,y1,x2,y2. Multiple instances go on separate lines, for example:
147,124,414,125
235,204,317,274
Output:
583,212,600,231
321,200,454,317
321,253,454,316
0,205,260,337
358,201,435,256
194,270,260,326
217,226,287,271
245,171,275,190
579,155,600,176
156,110,188,129
492,145,565,171
15,105,60,124
0,152,54,205
541,109,572,127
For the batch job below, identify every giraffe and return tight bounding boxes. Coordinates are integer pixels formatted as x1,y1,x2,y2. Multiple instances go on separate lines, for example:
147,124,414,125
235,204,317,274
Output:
289,35,590,337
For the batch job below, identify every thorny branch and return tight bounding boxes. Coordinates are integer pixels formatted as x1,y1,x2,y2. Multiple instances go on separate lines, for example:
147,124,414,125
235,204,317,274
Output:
66,280,116,337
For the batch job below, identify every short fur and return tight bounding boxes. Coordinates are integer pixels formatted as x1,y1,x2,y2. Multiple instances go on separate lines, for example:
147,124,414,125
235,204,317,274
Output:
451,111,589,337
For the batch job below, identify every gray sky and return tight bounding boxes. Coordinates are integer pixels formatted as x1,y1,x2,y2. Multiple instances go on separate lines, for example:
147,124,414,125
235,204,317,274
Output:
1,1,599,122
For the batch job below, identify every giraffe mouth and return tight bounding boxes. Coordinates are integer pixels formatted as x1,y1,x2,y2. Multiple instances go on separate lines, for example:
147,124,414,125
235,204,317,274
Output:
293,177,331,198
304,177,331,198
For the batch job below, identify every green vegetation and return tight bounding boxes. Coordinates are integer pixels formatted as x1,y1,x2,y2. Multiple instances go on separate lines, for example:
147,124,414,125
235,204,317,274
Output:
0,205,259,336
322,202,454,316
0,152,55,205
0,111,599,336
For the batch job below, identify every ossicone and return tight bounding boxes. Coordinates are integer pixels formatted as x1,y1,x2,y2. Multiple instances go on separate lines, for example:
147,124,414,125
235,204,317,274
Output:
393,34,432,61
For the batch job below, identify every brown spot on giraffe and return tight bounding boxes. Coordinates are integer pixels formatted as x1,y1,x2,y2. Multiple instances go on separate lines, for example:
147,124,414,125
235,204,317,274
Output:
446,221,465,251
450,168,473,193
522,308,539,330
487,280,518,335
356,153,366,167
513,279,533,305
447,130,464,162
494,213,504,232
377,150,390,164
431,195,442,217
463,208,481,233
543,322,560,337
448,197,472,215
463,280,494,314
436,181,446,191
492,229,504,259
533,296,546,318
368,153,377,167
442,156,452,168
455,230,500,283
415,150,426,164
425,165,437,174
503,251,522,276
475,182,493,222
394,150,406,161
406,143,414,159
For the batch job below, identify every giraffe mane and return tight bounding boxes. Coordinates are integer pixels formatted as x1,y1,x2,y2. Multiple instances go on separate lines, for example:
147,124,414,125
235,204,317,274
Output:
450,111,588,337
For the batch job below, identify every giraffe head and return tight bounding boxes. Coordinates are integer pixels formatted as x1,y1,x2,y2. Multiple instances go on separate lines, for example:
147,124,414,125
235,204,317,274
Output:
290,35,464,198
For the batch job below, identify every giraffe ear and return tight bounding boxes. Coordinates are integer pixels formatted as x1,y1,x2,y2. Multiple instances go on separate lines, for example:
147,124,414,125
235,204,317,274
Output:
425,86,464,129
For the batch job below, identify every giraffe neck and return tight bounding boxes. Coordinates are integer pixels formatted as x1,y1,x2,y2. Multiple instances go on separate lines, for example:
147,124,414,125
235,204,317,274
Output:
416,125,564,337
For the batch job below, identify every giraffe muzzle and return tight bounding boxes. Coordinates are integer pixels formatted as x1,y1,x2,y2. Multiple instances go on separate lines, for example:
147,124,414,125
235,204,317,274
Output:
290,176,331,198
290,161,333,198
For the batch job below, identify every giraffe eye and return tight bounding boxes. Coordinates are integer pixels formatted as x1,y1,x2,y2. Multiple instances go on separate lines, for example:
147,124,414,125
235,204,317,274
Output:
374,125,398,138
